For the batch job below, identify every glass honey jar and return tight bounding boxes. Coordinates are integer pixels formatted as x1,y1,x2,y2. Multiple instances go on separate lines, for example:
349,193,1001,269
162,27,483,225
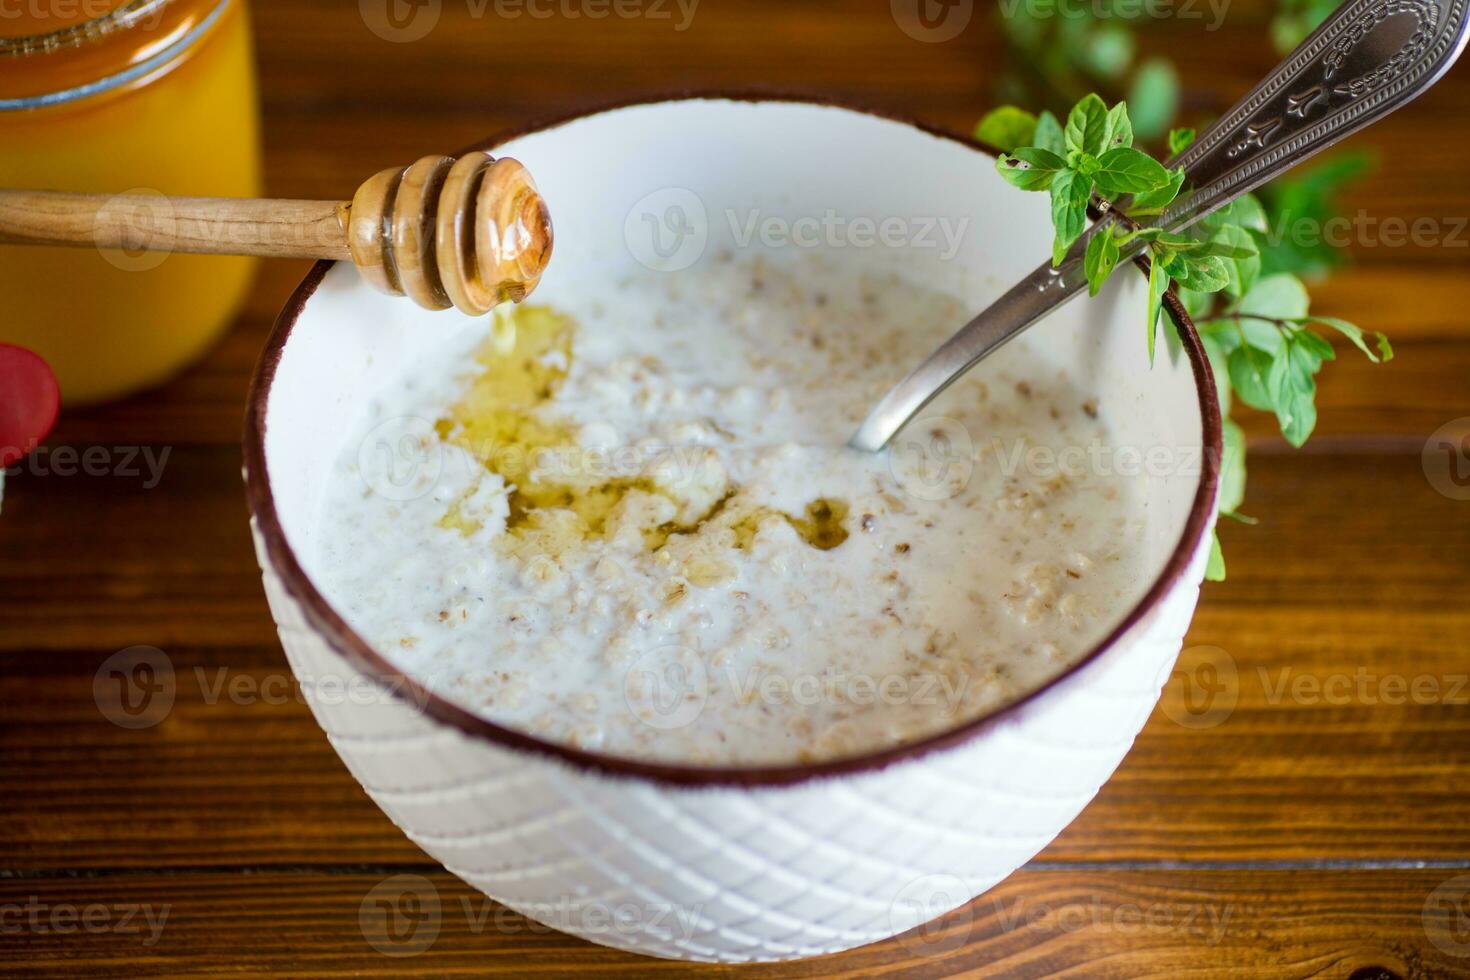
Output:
0,0,262,405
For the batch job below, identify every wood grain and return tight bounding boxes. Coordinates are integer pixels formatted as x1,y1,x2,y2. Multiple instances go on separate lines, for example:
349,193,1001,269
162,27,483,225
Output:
0,869,1461,978
0,189,350,260
2,0,1468,974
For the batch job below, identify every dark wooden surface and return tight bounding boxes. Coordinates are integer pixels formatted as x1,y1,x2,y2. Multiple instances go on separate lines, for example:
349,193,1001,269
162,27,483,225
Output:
3,0,1470,976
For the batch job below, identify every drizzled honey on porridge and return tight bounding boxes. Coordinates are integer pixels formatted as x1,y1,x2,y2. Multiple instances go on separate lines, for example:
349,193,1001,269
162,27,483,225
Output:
313,251,1148,765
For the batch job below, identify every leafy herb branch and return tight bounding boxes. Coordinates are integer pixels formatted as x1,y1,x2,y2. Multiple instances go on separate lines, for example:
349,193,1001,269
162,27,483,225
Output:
978,95,1391,580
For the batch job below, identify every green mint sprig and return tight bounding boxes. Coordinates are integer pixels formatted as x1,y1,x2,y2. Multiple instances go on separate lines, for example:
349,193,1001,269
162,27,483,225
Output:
977,95,1391,581
988,95,1247,360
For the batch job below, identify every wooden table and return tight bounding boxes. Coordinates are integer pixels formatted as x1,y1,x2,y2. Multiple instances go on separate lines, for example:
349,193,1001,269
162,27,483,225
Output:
4,1,1469,975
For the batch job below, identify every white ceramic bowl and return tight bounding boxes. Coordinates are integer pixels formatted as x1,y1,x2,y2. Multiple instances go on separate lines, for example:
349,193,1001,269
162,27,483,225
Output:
244,96,1221,963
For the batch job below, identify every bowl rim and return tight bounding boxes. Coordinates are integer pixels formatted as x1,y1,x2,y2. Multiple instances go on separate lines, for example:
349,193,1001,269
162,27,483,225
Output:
243,91,1222,789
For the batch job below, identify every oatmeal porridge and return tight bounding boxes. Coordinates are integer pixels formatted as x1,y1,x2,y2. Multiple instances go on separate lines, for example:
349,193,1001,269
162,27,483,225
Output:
312,251,1149,766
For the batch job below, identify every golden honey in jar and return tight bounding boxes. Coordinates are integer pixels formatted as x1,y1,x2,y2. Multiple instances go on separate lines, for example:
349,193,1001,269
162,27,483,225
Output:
0,0,262,404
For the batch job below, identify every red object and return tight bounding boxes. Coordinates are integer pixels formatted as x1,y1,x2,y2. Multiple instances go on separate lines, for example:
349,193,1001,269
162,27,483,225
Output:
0,344,60,468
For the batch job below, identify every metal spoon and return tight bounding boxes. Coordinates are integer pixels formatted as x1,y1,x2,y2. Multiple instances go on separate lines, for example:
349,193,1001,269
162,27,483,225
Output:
850,0,1470,452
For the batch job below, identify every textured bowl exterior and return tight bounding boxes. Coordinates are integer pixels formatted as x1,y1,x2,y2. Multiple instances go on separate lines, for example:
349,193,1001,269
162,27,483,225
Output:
252,520,1208,962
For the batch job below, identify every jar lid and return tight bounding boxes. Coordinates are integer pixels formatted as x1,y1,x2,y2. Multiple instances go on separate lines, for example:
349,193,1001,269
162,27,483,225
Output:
0,0,228,110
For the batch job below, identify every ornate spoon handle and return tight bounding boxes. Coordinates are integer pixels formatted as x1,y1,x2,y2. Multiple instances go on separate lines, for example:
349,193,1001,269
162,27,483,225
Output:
850,0,1470,453
1168,0,1470,227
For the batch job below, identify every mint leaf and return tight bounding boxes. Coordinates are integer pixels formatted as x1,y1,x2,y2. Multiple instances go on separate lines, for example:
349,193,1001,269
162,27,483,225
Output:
996,147,1066,191
1049,168,1091,266
1146,251,1168,363
1105,101,1134,149
1225,194,1270,234
1201,328,1232,414
1093,146,1171,195
1205,531,1227,581
1168,127,1197,155
1297,316,1393,363
1128,167,1185,216
1209,224,1260,300
976,106,1039,152
1197,193,1269,236
1236,273,1310,321
1180,284,1215,324
1084,228,1121,296
1189,238,1258,261
1241,317,1287,354
1199,318,1240,354
1292,327,1337,368
1065,94,1110,156
1034,110,1067,155
1219,417,1246,515
1134,228,1205,249
1162,250,1230,294
1268,333,1320,446
1227,343,1276,412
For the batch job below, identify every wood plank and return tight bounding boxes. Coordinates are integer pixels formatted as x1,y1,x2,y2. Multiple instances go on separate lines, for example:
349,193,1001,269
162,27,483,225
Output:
0,446,275,652
1306,269,1470,343
0,643,423,869
0,868,1460,978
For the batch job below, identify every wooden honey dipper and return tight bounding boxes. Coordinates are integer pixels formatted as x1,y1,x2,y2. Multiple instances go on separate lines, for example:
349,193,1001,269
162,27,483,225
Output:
0,152,553,315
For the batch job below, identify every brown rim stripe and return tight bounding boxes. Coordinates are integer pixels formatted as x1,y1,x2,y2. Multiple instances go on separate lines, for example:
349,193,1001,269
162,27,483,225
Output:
242,91,1222,789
